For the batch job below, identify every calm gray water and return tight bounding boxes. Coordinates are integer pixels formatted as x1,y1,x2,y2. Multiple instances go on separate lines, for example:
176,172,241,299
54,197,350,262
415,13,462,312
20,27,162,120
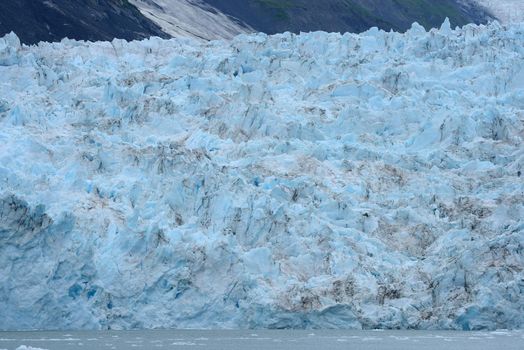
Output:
1,330,523,350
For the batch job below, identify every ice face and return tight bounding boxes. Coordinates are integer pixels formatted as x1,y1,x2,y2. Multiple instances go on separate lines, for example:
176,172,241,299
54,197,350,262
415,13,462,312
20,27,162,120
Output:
0,21,523,331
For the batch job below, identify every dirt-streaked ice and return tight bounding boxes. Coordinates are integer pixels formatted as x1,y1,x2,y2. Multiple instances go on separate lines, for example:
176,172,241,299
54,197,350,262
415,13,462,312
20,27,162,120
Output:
0,20,522,330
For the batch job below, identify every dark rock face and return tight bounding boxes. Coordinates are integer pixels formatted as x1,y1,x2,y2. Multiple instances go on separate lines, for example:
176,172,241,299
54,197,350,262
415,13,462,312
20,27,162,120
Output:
203,0,493,34
0,0,168,44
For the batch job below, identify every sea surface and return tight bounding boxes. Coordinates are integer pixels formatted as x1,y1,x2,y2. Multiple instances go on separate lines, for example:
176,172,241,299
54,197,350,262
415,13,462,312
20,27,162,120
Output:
0,330,523,350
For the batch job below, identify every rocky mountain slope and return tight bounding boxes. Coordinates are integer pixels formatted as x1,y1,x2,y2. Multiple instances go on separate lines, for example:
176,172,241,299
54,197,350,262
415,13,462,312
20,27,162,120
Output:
1,0,495,44
0,20,522,330
202,0,492,35
0,0,168,44
129,0,251,40
132,0,494,41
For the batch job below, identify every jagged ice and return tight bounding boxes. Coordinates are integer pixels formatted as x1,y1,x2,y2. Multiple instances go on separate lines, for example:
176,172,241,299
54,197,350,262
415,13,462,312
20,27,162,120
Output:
0,19,523,330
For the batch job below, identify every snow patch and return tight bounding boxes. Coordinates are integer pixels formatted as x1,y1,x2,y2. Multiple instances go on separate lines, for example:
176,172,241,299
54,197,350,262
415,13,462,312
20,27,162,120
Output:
129,0,251,40
473,0,524,23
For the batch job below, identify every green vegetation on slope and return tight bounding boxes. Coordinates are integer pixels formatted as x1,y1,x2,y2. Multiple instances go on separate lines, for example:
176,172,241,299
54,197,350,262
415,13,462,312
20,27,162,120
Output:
255,0,295,21
204,0,491,35
392,0,468,29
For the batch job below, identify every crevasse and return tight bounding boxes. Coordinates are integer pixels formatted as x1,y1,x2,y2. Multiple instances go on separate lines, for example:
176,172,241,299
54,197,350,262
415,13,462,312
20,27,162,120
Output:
0,20,523,330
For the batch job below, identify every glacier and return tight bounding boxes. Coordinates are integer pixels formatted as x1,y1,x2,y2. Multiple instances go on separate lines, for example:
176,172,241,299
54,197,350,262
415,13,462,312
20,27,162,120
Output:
0,20,523,331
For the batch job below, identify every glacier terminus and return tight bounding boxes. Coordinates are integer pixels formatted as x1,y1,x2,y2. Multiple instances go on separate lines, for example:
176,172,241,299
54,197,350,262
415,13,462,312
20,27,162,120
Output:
0,19,523,331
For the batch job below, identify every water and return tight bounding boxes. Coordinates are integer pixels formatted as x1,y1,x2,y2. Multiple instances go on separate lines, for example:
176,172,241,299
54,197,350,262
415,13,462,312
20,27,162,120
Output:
0,330,522,350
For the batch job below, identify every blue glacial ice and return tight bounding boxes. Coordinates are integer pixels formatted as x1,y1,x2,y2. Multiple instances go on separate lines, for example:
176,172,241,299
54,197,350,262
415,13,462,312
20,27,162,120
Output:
0,20,523,330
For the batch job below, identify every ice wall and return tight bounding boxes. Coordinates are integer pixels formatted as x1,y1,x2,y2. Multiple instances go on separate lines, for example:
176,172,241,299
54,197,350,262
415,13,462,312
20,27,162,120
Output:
0,20,523,330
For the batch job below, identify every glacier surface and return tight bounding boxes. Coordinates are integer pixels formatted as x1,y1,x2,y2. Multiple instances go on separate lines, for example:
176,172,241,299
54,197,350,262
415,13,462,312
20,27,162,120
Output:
0,20,523,331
